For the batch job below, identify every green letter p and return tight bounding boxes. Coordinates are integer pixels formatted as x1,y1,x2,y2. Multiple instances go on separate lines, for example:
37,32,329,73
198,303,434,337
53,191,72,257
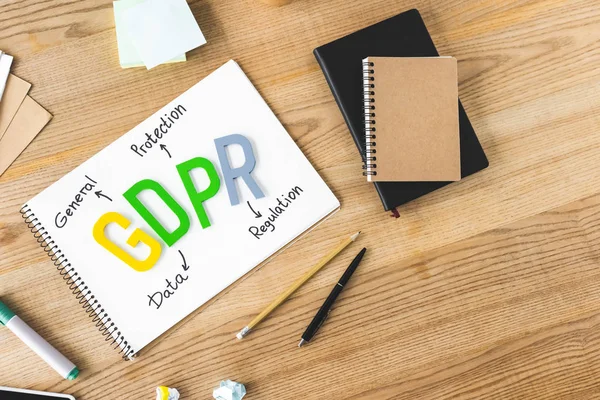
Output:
177,157,221,229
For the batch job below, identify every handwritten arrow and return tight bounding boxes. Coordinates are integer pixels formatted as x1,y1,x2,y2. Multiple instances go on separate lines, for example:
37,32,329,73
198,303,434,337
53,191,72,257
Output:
95,190,113,202
160,144,171,159
247,201,262,218
178,250,189,271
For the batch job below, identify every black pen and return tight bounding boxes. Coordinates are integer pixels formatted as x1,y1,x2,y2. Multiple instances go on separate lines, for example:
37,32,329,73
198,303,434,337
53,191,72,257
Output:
298,247,366,347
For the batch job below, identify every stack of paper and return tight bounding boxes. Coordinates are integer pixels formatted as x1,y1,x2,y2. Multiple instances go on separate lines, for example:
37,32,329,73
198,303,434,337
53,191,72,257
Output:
0,73,52,177
113,0,207,69
0,51,14,101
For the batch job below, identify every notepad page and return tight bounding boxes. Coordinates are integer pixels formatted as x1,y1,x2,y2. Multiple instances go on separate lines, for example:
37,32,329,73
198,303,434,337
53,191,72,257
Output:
25,60,339,355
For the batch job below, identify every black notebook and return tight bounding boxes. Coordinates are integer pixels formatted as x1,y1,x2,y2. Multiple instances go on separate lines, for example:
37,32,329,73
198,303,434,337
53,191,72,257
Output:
314,8,489,215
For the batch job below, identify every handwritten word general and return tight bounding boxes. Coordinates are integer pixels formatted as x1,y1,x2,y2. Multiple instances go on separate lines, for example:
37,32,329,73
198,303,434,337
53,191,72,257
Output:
55,175,98,228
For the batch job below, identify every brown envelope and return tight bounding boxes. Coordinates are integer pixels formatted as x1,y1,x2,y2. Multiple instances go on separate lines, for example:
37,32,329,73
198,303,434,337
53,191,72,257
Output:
0,74,31,141
0,96,52,176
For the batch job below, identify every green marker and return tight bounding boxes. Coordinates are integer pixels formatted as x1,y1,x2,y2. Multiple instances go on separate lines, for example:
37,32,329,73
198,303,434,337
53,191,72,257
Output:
0,299,79,380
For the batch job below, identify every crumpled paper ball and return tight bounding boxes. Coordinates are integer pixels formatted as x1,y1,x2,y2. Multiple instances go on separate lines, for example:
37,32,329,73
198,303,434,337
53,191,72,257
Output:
213,379,247,400
156,386,180,400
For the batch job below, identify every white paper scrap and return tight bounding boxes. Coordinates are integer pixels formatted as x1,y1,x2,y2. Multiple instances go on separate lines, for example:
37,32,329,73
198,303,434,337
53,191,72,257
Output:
0,51,14,101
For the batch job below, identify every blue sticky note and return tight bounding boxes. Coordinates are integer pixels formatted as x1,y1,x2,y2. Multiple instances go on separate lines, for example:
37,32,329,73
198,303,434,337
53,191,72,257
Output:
122,0,207,70
113,0,186,69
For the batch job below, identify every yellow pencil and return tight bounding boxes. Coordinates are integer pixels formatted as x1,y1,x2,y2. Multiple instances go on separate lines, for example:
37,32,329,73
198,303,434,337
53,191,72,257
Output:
236,231,361,339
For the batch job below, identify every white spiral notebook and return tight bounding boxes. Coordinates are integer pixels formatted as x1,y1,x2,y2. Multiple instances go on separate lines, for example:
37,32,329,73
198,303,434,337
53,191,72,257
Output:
22,60,339,359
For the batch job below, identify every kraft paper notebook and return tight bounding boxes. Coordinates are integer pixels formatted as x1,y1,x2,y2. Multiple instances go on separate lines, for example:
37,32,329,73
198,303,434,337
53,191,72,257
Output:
22,60,339,359
314,8,488,215
362,57,460,182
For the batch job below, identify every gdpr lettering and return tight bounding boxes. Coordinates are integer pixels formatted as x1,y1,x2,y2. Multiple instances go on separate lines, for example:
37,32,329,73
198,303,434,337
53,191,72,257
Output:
93,134,264,271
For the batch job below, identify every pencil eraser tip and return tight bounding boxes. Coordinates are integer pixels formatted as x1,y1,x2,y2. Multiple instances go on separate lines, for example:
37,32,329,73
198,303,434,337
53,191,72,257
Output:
236,326,250,339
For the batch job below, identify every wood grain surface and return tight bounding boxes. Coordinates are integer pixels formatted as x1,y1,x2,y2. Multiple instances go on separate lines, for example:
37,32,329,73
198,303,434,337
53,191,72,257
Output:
1,0,600,398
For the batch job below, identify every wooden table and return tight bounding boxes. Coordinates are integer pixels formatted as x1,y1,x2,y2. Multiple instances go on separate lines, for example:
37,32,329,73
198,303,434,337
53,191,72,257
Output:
1,0,600,398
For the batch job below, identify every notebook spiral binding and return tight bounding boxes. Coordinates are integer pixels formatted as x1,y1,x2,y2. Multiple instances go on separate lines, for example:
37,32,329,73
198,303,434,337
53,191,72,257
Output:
362,60,376,176
20,205,136,360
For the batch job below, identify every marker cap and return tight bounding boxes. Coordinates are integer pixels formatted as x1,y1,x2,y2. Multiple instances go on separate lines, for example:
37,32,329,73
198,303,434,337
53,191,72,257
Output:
67,367,79,380
0,300,16,326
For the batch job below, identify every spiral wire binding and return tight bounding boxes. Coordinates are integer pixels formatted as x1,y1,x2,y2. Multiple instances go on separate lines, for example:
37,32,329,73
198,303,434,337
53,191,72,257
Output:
20,205,136,360
363,60,376,176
